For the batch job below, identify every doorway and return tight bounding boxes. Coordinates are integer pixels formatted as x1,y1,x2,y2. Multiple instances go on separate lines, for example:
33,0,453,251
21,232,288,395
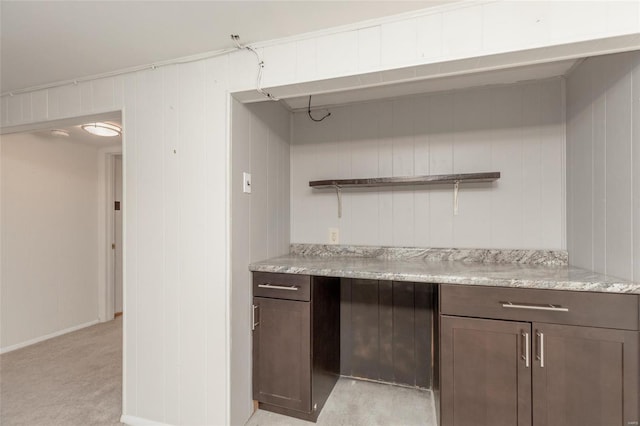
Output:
1,113,123,349
0,113,124,425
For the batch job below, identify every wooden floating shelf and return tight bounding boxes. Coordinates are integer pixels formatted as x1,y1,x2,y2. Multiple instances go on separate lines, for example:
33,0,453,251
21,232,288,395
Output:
309,172,500,189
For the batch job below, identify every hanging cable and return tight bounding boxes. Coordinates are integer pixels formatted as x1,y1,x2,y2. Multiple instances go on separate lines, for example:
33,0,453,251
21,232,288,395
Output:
231,34,278,101
308,95,331,122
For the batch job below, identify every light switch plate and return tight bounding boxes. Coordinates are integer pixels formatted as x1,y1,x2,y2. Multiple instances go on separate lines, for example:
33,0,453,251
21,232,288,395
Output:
243,172,251,194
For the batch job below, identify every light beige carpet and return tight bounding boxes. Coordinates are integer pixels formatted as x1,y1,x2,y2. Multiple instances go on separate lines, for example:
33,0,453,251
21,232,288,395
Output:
1,317,123,426
246,378,436,426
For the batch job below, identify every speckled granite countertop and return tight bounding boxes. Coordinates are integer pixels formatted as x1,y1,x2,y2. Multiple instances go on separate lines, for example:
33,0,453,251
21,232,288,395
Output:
249,245,640,295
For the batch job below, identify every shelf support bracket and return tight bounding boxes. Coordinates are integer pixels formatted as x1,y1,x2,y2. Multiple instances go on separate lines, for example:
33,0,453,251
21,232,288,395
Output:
453,180,460,215
334,185,342,218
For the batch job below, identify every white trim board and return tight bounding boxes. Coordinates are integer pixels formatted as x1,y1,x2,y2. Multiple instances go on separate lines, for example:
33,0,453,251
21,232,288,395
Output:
98,145,124,323
0,320,100,354
224,91,233,426
120,415,173,426
0,110,122,135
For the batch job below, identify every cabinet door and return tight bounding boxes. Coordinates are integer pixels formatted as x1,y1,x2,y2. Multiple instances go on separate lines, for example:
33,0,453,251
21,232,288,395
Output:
252,297,311,413
441,315,532,426
532,323,639,426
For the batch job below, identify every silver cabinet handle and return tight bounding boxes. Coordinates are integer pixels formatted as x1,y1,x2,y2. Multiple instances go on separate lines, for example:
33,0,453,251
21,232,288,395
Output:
258,283,299,291
252,304,259,330
536,331,544,367
501,302,569,312
522,332,530,368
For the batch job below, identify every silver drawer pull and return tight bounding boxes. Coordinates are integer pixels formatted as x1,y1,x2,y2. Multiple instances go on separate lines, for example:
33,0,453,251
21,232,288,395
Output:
522,331,530,368
536,331,544,367
501,302,569,312
258,283,299,291
252,304,259,330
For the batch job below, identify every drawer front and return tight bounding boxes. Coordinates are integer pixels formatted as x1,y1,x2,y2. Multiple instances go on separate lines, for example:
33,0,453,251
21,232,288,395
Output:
253,272,311,301
440,285,639,330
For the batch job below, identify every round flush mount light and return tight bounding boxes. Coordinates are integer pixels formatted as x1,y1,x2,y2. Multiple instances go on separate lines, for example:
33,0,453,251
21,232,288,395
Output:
50,129,70,137
81,122,122,137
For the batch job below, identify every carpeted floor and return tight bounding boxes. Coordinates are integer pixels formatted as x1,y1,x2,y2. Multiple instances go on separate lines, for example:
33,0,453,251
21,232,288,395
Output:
0,317,123,426
1,319,435,426
245,378,436,426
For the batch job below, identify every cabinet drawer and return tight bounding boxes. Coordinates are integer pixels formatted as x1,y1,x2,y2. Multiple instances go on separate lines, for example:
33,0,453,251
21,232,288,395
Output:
253,272,311,301
440,285,639,330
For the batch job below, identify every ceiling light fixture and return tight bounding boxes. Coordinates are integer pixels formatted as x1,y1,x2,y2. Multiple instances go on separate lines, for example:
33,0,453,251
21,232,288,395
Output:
50,129,70,137
81,122,122,137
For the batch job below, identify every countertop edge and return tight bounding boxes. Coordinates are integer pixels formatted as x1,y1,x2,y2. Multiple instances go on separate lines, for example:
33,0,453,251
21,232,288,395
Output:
249,263,640,295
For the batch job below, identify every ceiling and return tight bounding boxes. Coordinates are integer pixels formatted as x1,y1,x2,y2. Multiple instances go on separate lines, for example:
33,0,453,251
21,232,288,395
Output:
0,1,455,93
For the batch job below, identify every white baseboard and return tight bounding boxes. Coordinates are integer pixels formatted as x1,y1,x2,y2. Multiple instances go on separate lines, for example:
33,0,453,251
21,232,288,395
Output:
0,319,100,354
120,415,173,426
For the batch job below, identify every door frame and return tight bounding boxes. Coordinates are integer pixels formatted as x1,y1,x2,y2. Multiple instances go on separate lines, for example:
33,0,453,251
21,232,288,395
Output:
98,147,123,322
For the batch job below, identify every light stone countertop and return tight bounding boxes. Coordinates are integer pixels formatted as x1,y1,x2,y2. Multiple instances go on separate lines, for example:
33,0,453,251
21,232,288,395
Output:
249,254,640,295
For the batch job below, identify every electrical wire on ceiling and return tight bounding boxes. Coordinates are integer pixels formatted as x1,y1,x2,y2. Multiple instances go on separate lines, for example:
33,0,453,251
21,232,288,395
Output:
307,95,331,122
231,34,279,101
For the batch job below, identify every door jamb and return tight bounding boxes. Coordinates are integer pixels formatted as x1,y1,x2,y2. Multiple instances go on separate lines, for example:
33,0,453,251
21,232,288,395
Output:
98,146,122,322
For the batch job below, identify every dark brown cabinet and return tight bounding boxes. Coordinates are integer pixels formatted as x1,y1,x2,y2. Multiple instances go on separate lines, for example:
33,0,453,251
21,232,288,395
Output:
532,323,638,426
252,272,340,422
252,296,311,412
440,316,532,426
440,285,640,426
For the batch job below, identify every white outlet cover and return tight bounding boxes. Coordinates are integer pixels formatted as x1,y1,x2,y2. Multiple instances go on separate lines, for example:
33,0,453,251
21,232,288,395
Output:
243,172,251,194
328,228,339,244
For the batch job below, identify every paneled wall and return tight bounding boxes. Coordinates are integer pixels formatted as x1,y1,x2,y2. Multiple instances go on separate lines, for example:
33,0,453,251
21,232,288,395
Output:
1,132,100,352
230,99,290,425
566,51,640,281
340,279,435,388
291,79,565,249
120,61,229,426
0,59,232,425
0,2,636,424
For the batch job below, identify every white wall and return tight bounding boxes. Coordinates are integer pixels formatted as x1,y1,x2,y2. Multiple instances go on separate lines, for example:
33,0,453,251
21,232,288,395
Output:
0,2,636,424
566,51,640,281
292,79,565,249
117,62,229,426
230,99,290,425
1,132,100,351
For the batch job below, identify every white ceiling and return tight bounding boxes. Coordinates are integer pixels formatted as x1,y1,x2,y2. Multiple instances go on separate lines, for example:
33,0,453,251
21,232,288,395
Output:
0,1,455,93
34,124,122,147
30,115,122,148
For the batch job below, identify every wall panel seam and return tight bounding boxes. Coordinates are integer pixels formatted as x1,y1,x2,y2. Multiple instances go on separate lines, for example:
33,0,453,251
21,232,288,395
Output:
591,69,596,271
603,71,608,275
630,60,634,281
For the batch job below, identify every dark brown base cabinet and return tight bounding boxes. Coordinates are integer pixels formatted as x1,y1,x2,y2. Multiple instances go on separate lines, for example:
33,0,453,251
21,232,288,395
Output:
252,272,340,422
441,316,532,426
440,285,640,426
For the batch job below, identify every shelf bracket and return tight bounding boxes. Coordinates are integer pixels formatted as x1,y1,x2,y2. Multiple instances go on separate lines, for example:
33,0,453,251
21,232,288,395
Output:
453,180,460,215
309,172,500,217
334,185,342,218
